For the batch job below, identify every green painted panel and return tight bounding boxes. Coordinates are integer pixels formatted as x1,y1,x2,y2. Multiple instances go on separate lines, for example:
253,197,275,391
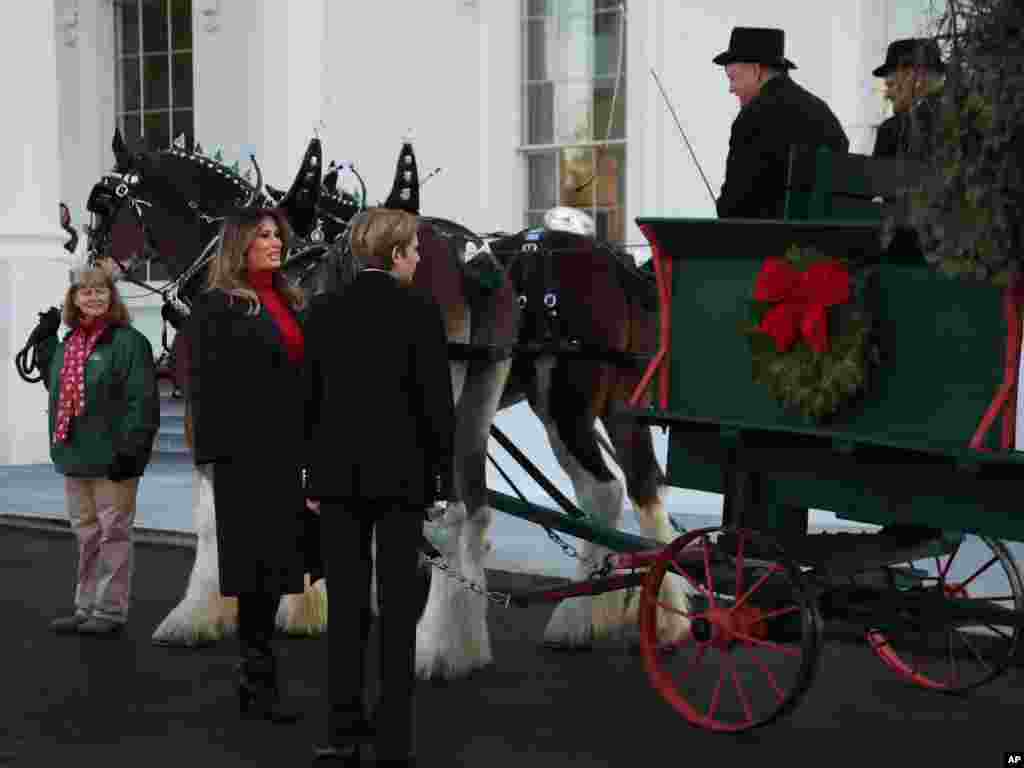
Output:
641,217,1016,537
648,218,1005,456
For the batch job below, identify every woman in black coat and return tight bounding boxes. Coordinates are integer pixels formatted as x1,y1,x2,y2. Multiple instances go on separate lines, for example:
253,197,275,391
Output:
187,207,309,723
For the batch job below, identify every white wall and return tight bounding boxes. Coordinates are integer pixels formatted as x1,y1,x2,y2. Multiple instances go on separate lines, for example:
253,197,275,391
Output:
623,0,889,252
319,0,523,235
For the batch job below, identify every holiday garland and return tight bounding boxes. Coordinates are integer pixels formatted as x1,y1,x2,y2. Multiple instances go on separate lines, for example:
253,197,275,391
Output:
744,245,877,422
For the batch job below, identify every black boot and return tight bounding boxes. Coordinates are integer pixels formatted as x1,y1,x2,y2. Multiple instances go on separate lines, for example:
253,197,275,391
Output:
236,651,303,724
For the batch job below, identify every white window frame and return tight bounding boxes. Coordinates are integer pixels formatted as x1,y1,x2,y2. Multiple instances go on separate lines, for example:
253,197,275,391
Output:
519,1,627,242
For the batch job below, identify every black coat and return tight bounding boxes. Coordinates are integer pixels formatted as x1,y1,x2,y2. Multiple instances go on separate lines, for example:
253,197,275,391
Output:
872,92,942,158
187,288,312,597
303,271,455,506
717,75,850,220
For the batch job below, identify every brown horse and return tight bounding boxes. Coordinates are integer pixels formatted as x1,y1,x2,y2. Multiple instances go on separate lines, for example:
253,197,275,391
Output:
415,223,691,679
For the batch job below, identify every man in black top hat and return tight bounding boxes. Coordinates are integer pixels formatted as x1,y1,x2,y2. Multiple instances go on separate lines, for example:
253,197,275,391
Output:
872,38,945,158
714,27,849,219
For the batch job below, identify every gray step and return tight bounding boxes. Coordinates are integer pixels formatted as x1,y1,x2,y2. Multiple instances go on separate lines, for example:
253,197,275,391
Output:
155,395,189,455
154,431,190,455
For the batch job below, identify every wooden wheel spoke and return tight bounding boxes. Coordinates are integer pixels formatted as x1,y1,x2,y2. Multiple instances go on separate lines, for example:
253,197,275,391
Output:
708,656,725,721
733,532,747,601
701,537,717,609
732,629,803,658
958,556,1000,592
756,605,801,623
953,629,992,672
667,558,712,598
733,566,784,612
937,540,963,581
946,631,959,686
725,653,755,726
747,649,787,704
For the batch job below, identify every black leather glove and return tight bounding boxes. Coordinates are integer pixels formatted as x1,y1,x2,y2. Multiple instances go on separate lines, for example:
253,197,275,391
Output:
107,454,141,482
31,307,62,344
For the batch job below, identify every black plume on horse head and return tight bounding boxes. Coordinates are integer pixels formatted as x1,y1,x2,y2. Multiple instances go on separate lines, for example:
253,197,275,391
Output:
275,136,323,239
384,140,420,215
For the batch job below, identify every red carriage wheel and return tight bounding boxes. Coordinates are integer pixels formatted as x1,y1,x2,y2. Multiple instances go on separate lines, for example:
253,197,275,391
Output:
638,526,823,733
865,534,1023,693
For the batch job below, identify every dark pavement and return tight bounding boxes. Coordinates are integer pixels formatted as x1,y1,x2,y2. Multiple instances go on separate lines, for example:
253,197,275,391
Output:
1,522,1020,767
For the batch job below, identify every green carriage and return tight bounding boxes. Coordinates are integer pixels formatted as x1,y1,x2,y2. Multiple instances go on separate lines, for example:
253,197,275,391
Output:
620,146,1024,731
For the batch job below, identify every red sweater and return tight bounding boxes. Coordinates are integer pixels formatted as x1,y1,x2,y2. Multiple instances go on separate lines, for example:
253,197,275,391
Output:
250,270,304,365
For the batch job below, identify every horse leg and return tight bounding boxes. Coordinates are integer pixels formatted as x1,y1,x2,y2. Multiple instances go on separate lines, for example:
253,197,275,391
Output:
417,356,509,679
522,357,628,648
151,462,238,645
601,410,691,647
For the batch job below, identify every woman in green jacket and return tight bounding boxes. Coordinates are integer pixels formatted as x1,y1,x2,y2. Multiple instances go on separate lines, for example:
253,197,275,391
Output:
36,265,160,635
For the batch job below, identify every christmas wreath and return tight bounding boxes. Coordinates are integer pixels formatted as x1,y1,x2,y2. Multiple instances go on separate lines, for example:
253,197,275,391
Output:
744,245,877,422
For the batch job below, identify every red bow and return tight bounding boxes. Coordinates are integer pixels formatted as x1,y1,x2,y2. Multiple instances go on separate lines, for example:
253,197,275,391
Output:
753,257,850,354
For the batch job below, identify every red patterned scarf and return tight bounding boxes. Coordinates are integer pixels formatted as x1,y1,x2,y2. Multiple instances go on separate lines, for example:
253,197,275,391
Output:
53,320,109,444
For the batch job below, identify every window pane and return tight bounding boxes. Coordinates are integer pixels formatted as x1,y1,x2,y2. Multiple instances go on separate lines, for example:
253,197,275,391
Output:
525,83,554,145
120,0,139,55
560,3,594,81
594,144,625,209
525,19,552,81
556,81,592,143
171,109,193,144
595,145,625,242
142,0,169,52
144,111,171,150
559,147,594,209
121,57,141,111
593,77,625,140
171,0,192,50
173,52,193,107
123,114,142,145
594,7,624,78
143,54,170,110
527,153,557,210
596,0,624,10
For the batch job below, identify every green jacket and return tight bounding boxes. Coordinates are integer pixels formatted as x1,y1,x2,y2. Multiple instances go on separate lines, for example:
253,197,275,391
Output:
38,324,160,478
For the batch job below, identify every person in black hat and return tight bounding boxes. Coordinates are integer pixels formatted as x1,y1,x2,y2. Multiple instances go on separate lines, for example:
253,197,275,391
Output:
872,38,945,157
713,27,849,219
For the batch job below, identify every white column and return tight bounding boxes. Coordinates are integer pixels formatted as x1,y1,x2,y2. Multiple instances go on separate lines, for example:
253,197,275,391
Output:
0,0,71,465
248,0,326,185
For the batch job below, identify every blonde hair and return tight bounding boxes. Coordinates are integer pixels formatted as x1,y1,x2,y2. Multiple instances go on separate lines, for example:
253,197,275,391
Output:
205,207,305,313
62,266,131,328
349,207,418,270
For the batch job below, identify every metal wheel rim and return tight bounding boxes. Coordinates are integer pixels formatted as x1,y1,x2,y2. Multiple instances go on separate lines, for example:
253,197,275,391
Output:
865,534,1023,694
638,526,823,733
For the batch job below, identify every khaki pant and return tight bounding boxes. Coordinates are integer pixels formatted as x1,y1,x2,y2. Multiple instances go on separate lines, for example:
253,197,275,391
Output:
65,477,140,623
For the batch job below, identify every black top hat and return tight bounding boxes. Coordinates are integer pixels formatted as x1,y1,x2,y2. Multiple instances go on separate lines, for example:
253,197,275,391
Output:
713,27,796,70
872,38,945,77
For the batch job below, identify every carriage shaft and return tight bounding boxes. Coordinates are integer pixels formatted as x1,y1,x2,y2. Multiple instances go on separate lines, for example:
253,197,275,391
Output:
508,571,647,608
486,490,661,554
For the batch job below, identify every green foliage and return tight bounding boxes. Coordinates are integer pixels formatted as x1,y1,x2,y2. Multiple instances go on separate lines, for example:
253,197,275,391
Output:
908,0,1024,284
744,246,877,423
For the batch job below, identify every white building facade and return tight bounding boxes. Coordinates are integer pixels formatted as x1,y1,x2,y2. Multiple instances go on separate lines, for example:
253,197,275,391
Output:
1,0,942,466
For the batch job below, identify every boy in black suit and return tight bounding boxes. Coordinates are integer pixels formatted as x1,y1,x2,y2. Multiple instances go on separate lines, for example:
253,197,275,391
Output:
305,207,455,767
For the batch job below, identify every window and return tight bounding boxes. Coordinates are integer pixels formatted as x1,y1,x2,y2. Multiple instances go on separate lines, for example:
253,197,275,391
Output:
115,0,194,153
115,0,194,282
521,1,626,242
